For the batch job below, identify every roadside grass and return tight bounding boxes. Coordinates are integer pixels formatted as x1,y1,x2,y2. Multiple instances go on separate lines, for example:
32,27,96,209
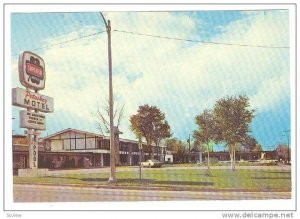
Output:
13,168,291,191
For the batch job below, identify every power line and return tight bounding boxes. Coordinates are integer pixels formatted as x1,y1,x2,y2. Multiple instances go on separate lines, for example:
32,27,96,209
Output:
12,30,106,56
11,27,289,56
113,29,289,49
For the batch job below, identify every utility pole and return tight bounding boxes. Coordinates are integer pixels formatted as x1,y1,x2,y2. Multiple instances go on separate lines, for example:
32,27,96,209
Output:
283,130,290,164
138,138,142,183
187,134,191,163
99,12,116,182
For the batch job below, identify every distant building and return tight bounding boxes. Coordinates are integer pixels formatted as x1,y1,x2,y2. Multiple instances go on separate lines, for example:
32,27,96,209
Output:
188,147,277,163
276,144,291,163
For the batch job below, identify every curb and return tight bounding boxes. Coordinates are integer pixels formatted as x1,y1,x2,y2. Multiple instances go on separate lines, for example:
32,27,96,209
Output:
13,182,291,193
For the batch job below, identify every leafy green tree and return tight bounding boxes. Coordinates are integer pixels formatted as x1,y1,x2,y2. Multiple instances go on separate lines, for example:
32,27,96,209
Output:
193,110,221,175
239,135,262,152
213,95,255,170
130,105,171,159
252,144,263,152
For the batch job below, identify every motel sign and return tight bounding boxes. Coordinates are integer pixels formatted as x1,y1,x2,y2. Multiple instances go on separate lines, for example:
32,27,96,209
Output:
12,51,54,170
19,110,46,130
12,87,54,113
18,51,46,91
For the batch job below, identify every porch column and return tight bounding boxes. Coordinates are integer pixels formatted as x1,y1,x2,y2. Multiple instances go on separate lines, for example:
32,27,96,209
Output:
100,153,104,166
128,144,133,165
160,147,164,162
199,151,202,163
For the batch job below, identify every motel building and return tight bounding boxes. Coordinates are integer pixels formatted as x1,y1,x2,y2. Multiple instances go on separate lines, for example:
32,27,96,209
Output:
12,128,286,174
13,128,172,173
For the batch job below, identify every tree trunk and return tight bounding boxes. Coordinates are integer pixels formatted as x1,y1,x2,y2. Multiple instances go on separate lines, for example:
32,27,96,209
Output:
228,144,235,171
207,145,210,170
146,138,154,159
229,144,236,171
206,143,212,176
149,144,154,159
233,145,236,171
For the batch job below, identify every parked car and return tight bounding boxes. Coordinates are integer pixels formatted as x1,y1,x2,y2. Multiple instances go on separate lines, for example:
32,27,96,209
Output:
141,159,162,168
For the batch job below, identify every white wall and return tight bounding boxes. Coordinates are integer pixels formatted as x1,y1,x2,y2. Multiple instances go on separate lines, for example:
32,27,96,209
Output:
49,131,98,151
164,154,173,163
50,139,63,151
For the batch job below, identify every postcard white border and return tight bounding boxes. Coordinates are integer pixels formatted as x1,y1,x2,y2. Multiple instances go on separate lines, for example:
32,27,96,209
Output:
2,1,297,214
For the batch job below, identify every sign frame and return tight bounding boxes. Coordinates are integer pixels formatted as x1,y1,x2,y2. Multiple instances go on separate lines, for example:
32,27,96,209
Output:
20,110,46,130
12,87,54,113
18,51,46,91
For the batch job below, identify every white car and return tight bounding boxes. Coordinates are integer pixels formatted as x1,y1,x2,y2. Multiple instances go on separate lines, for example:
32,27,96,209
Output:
141,159,162,168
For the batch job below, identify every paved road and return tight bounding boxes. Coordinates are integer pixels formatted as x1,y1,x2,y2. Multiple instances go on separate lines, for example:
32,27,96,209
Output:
13,184,291,202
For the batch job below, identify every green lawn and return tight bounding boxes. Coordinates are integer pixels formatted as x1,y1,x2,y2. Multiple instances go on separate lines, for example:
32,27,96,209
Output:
13,168,291,191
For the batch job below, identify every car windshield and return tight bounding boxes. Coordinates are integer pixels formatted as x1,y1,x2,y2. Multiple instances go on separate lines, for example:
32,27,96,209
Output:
151,160,160,162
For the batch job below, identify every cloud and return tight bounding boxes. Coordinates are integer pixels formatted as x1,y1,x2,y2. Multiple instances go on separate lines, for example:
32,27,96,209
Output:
11,11,290,142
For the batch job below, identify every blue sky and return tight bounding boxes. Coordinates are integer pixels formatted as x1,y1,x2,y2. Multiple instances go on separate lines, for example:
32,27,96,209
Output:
10,10,291,151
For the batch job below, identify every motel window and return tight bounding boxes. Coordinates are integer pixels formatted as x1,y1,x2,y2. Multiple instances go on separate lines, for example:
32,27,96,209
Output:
13,155,20,162
96,139,103,149
132,144,139,152
120,143,127,152
70,139,76,150
103,139,110,150
63,139,70,150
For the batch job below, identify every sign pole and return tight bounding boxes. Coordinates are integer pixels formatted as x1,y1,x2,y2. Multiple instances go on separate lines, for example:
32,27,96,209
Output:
26,87,34,169
27,128,33,168
33,90,39,169
27,88,40,169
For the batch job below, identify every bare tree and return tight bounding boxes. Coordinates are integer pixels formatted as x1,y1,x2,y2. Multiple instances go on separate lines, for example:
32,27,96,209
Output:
94,98,125,166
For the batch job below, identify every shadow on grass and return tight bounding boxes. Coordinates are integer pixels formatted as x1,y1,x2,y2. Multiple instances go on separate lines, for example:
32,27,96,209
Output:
81,178,155,184
153,181,214,186
80,178,214,186
252,177,291,180
265,171,291,174
46,176,79,180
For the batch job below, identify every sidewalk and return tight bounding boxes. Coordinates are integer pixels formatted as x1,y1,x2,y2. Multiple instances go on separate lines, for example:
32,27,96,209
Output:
14,180,291,193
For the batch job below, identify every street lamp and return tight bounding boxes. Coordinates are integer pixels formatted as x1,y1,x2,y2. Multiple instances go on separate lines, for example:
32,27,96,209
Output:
187,134,190,162
99,12,116,182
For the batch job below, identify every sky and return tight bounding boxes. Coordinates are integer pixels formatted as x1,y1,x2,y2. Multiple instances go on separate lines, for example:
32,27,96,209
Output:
10,10,291,151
